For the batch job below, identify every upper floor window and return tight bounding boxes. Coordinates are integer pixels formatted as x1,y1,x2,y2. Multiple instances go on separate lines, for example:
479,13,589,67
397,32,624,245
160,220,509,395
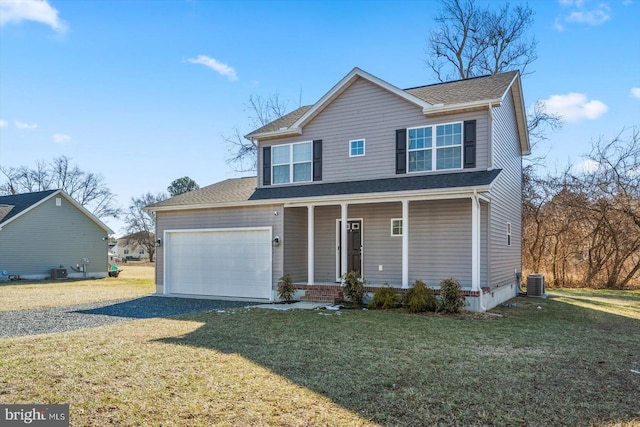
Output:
349,139,365,157
408,122,462,172
272,141,312,184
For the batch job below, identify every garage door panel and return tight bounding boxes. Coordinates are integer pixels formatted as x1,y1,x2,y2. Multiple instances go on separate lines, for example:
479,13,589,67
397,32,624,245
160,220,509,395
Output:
165,228,272,300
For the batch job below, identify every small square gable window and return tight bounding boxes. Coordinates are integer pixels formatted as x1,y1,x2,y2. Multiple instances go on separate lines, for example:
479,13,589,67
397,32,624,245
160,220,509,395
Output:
349,139,365,157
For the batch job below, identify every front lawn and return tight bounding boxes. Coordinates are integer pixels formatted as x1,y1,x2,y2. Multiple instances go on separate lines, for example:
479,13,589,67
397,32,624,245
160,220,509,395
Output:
0,266,154,312
0,287,638,426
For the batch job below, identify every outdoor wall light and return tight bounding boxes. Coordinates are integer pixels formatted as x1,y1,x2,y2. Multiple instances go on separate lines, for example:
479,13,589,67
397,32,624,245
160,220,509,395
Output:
156,239,162,247
272,236,280,247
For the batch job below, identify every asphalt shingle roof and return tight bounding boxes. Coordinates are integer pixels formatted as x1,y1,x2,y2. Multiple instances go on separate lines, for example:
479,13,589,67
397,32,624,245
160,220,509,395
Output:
246,105,312,138
405,71,518,105
0,190,58,225
249,170,501,201
149,171,500,209
148,177,258,208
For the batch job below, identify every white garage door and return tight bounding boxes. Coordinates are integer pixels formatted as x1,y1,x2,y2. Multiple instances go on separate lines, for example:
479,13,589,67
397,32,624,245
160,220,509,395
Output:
164,227,272,300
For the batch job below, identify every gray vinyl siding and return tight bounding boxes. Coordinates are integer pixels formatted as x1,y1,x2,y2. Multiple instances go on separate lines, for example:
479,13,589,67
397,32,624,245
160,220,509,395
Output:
257,77,490,187
489,89,523,287
155,204,284,289
409,199,473,287
299,200,482,287
283,207,307,282
313,205,340,282
0,196,107,276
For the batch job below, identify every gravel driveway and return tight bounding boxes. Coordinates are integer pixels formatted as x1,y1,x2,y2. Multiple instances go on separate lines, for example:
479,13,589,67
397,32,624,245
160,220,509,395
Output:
0,296,249,338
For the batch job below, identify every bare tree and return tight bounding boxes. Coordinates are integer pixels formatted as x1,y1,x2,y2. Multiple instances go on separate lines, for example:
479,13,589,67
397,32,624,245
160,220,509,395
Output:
224,93,292,172
426,0,537,82
124,192,167,262
522,129,640,289
0,155,120,219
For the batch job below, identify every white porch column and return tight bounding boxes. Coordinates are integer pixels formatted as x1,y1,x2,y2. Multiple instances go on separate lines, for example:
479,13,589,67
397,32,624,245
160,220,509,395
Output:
340,202,348,279
307,205,314,286
471,193,480,291
402,200,409,288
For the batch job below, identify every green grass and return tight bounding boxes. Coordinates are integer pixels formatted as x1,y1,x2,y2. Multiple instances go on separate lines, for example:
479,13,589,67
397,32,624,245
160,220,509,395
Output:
1,285,638,426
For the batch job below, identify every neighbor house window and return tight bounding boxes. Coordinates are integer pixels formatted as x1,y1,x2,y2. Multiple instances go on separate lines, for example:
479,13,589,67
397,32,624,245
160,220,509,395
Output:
408,122,462,172
507,223,512,246
124,249,129,255
272,141,312,184
391,219,403,236
349,139,365,157
139,249,145,255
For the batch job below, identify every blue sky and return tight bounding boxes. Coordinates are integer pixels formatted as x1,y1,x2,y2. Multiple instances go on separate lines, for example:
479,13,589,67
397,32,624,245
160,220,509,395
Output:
1,0,639,235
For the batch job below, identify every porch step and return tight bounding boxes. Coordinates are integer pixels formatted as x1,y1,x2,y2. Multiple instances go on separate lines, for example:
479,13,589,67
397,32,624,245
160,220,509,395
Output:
300,288,343,304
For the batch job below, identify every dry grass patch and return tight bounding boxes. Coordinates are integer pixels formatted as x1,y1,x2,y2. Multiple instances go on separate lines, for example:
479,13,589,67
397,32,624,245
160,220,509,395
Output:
0,288,638,426
0,265,154,312
0,315,376,427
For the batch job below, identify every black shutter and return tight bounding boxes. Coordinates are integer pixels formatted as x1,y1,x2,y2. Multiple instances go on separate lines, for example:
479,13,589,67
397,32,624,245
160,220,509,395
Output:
396,129,407,174
463,120,476,169
313,139,322,181
263,146,271,186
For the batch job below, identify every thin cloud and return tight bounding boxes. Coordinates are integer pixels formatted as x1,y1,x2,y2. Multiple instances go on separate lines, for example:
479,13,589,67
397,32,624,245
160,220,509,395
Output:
542,93,608,122
187,55,238,81
53,133,70,144
566,7,611,25
555,1,611,31
0,119,7,128
631,88,640,100
14,120,38,130
0,0,67,33
572,159,600,174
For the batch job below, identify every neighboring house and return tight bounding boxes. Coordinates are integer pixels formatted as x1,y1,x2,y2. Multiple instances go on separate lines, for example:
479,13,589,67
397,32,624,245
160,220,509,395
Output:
116,232,153,261
147,67,529,311
0,189,113,279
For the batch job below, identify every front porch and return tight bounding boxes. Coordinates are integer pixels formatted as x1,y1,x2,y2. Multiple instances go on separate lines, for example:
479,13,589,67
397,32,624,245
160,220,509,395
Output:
281,192,494,308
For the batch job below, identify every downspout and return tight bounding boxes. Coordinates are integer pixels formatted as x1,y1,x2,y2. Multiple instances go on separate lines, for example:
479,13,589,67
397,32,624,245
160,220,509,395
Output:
488,104,495,170
473,190,487,312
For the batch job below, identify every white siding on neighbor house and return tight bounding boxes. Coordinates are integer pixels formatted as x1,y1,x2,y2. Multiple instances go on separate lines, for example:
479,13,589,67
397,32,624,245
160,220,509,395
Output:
155,204,284,291
257,77,490,187
489,89,523,287
0,196,108,277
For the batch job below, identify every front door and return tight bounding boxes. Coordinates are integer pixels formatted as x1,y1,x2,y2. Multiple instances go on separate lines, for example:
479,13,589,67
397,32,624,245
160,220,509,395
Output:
338,220,363,276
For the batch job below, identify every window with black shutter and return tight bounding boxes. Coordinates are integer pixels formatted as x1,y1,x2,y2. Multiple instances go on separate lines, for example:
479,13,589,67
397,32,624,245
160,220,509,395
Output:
463,120,476,169
262,146,271,186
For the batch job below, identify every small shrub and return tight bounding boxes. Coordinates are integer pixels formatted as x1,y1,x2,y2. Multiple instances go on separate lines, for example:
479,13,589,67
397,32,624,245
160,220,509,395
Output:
404,280,437,313
368,285,400,309
438,277,465,313
342,271,365,305
277,273,296,302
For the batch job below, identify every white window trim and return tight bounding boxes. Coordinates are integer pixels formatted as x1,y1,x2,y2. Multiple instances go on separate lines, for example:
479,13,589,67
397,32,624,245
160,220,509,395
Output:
407,121,463,173
271,141,313,185
390,218,403,236
349,139,366,157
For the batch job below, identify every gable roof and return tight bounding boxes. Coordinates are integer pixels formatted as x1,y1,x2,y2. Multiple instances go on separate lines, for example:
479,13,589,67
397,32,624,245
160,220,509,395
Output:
147,171,500,211
0,189,114,234
245,68,528,155
0,189,58,225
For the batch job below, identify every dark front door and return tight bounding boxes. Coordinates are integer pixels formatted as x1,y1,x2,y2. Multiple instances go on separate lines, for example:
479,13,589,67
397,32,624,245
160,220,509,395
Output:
339,220,362,275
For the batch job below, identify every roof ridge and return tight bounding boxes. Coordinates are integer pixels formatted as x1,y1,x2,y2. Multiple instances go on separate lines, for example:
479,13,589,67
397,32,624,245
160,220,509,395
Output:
403,70,518,91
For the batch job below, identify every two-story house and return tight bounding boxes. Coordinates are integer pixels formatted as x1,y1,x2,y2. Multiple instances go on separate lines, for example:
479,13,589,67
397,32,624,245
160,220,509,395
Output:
147,67,529,311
